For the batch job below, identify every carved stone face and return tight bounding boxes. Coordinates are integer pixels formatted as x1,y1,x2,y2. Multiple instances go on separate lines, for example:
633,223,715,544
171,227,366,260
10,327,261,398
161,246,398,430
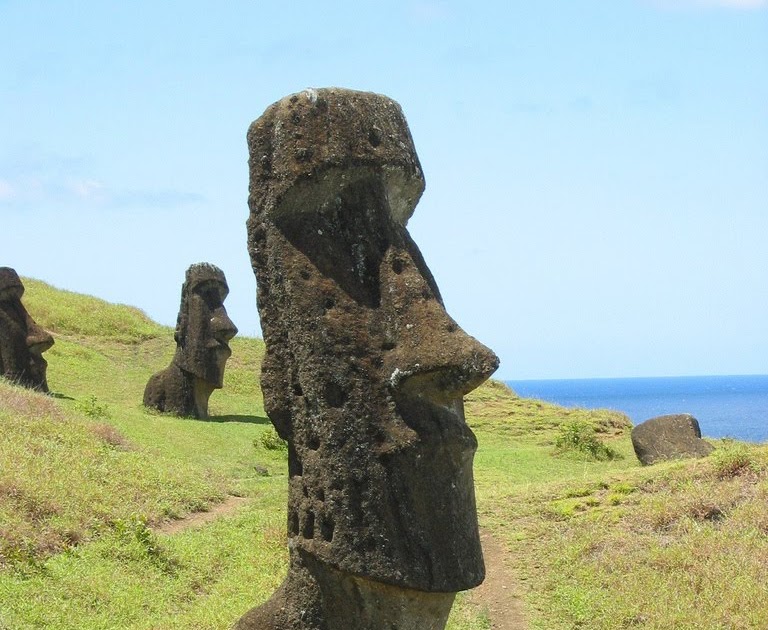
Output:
173,263,238,388
248,89,499,593
0,268,54,392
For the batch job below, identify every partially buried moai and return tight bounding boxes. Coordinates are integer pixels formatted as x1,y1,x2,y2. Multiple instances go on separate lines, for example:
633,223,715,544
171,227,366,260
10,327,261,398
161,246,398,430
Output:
0,267,54,392
236,88,499,630
143,263,237,419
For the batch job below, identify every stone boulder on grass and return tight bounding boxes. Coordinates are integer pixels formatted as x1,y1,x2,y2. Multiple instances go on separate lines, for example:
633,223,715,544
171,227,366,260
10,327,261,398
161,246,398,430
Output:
631,413,714,465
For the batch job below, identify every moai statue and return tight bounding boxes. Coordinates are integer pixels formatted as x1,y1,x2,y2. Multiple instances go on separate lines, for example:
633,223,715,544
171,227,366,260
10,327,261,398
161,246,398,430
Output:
236,88,499,630
0,267,54,392
143,263,237,419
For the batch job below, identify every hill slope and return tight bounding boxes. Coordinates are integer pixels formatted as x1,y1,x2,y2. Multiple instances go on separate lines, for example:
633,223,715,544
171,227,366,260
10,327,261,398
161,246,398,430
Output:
1,279,766,629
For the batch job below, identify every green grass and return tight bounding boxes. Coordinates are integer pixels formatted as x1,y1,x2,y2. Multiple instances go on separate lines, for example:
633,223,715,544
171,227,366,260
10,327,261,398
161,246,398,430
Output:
0,382,225,568
507,451,768,629
1,279,286,629
22,278,162,344
464,382,768,629
2,278,766,629
0,490,287,630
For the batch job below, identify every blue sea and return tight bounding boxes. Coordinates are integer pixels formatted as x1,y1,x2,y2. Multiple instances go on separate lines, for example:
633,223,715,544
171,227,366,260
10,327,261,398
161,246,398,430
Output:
505,375,768,443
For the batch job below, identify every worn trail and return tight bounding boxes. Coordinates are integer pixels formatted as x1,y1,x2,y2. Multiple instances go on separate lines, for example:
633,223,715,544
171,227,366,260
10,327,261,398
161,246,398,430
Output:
156,503,528,630
155,495,249,535
470,529,528,629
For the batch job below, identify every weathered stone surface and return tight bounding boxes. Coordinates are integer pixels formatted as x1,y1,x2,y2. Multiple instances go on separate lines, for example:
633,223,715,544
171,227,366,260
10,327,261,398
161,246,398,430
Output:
0,268,54,392
631,413,714,465
143,263,237,418
237,88,499,629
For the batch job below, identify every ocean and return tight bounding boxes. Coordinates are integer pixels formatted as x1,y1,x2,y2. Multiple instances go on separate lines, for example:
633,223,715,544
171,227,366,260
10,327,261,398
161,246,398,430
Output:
505,375,768,443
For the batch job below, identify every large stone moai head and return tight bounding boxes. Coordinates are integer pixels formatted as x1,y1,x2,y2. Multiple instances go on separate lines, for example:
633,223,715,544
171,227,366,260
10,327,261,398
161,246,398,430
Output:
238,88,499,629
173,262,238,388
143,263,237,418
0,268,54,392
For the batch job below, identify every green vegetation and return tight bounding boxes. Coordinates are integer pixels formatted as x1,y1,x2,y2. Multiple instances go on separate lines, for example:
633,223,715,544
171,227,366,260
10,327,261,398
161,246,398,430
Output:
464,381,768,629
1,278,766,629
553,419,623,461
22,278,161,343
1,279,283,629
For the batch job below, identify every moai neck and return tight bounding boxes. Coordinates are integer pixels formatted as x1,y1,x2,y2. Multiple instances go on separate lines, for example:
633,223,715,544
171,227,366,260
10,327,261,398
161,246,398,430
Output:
192,375,215,419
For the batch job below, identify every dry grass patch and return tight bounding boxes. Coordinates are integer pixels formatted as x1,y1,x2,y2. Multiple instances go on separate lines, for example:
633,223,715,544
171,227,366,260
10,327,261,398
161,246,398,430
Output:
488,443,768,629
0,381,225,568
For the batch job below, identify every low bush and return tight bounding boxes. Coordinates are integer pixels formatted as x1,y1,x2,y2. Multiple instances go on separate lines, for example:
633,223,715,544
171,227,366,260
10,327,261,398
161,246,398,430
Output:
75,394,110,419
258,428,288,452
554,420,622,461
711,441,763,479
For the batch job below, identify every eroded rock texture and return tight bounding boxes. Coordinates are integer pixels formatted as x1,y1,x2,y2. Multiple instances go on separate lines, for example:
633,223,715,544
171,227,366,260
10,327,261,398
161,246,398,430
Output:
631,413,714,465
0,268,54,392
237,88,499,630
143,263,237,418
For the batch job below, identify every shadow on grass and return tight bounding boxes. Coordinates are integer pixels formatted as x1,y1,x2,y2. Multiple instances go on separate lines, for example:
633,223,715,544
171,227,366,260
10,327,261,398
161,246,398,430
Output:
201,414,271,425
50,391,75,401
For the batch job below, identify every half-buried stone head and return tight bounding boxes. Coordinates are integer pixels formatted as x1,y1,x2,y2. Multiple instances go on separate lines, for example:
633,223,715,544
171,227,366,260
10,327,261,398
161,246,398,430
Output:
143,263,237,418
0,267,54,392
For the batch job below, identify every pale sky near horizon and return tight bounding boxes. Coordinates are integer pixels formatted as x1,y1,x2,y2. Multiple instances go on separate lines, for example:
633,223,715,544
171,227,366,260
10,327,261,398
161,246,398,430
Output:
2,0,766,380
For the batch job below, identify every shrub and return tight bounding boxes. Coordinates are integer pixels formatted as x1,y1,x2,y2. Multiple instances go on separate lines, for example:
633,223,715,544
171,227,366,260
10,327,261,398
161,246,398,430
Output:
711,441,762,479
110,515,177,574
74,395,110,419
554,420,622,461
258,428,288,451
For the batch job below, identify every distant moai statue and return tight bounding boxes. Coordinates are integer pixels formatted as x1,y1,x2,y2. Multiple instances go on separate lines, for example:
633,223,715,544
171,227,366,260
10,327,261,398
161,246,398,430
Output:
236,88,499,630
0,268,54,392
143,263,237,419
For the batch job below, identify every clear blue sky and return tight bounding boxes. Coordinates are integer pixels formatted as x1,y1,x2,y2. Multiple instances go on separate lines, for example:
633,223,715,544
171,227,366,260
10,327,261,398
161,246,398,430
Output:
2,0,766,380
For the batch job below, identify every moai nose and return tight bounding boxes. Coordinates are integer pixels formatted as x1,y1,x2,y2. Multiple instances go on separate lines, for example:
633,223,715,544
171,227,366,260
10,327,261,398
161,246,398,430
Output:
390,309,499,402
210,309,238,343
25,318,54,356
382,249,499,401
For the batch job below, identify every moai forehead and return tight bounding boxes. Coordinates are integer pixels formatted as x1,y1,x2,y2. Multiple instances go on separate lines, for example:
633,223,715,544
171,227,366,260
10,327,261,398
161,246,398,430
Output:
185,262,228,295
0,267,23,296
247,87,425,225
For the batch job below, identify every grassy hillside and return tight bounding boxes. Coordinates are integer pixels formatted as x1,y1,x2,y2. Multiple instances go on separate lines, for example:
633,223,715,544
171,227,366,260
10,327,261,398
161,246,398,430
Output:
1,279,766,629
1,279,285,629
465,380,768,629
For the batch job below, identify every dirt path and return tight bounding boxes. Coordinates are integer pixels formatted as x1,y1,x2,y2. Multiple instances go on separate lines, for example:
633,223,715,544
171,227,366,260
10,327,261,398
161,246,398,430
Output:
154,495,250,535
470,529,528,629
153,499,526,628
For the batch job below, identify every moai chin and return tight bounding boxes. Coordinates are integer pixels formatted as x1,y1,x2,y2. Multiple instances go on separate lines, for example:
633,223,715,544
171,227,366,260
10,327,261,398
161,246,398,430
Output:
236,88,499,630
143,263,238,419
0,267,54,392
